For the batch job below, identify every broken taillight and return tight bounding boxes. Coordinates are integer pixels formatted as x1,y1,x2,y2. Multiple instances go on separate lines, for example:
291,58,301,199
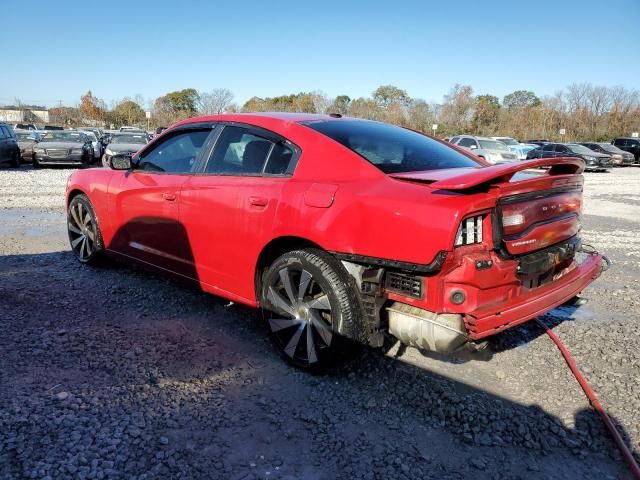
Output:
454,215,484,246
501,191,582,237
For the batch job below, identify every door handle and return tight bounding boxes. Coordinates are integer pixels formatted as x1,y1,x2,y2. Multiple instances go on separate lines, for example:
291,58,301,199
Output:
162,192,177,201
249,196,268,207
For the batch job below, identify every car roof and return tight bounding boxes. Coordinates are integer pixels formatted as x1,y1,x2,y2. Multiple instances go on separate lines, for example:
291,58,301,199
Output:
174,112,342,128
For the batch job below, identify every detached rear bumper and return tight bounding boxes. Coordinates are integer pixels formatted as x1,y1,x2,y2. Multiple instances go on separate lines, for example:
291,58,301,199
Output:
465,252,604,340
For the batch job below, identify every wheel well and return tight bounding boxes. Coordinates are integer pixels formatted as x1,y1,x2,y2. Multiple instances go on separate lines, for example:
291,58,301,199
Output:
254,236,324,300
67,189,86,206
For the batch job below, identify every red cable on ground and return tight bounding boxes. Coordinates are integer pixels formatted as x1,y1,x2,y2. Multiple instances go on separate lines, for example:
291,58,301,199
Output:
535,318,640,480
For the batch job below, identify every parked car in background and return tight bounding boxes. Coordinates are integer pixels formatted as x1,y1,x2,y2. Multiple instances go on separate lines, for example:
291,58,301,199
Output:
79,130,102,162
119,126,146,133
66,113,605,370
489,136,537,160
450,135,518,163
44,125,64,131
33,130,94,168
0,123,20,167
489,136,518,146
510,144,537,160
14,130,42,163
11,123,37,131
612,138,640,163
526,143,611,171
524,139,551,146
102,132,149,167
580,142,634,166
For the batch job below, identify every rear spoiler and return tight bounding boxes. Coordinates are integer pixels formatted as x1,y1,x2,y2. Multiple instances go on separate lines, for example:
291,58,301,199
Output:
430,158,584,191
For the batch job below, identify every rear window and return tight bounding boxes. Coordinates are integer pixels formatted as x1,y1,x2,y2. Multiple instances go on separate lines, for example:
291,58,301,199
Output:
302,119,482,173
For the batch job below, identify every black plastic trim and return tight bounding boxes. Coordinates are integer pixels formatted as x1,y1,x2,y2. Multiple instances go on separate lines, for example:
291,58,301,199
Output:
332,250,448,275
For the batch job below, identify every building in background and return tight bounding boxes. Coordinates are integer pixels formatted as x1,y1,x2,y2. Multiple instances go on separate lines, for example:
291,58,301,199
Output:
0,105,49,124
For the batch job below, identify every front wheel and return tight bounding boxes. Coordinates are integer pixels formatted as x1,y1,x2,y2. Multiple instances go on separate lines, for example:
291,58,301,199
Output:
260,249,362,371
10,151,19,168
67,194,105,264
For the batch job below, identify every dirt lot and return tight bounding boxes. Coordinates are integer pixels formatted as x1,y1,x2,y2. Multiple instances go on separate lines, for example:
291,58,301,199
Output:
1,166,639,480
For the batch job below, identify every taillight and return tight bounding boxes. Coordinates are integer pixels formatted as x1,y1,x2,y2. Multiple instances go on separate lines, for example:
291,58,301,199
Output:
501,192,582,237
455,215,484,246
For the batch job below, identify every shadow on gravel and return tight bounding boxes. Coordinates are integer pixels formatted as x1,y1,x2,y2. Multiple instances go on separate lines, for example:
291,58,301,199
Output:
0,250,635,479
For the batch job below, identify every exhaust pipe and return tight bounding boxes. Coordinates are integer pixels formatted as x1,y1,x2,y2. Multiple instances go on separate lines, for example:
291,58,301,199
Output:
386,302,468,352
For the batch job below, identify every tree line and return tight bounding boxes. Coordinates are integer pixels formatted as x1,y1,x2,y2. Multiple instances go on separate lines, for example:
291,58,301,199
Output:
44,83,639,141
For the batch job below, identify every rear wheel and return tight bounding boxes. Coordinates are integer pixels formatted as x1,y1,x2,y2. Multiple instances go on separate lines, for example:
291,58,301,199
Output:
260,249,361,371
33,157,41,169
67,194,105,264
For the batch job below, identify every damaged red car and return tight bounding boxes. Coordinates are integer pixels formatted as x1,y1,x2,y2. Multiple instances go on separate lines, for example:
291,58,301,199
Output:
66,113,605,370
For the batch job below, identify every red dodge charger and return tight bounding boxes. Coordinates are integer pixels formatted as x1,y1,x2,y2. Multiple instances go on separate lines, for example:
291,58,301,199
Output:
66,113,605,370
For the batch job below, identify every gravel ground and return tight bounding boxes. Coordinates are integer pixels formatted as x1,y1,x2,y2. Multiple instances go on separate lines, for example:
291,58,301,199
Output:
1,166,639,480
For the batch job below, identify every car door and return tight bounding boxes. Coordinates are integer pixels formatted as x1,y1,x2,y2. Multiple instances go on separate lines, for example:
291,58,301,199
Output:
179,123,300,302
0,127,8,162
108,125,216,278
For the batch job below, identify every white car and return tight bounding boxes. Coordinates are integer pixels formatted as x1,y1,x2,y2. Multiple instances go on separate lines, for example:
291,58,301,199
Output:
79,130,101,160
490,136,537,160
450,135,518,164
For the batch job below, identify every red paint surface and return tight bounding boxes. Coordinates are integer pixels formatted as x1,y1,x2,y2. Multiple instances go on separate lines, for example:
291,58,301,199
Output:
66,113,603,338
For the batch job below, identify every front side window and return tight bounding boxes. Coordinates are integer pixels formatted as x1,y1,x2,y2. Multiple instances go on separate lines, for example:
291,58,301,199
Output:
0,126,8,139
542,144,555,152
205,125,295,175
136,129,210,173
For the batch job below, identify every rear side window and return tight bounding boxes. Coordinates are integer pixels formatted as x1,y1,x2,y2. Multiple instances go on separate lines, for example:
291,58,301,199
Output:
137,129,211,173
303,120,481,173
614,139,626,146
542,144,555,151
205,125,296,175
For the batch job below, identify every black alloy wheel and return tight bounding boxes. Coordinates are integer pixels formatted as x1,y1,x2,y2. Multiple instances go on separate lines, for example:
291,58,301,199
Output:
261,249,361,371
67,195,104,264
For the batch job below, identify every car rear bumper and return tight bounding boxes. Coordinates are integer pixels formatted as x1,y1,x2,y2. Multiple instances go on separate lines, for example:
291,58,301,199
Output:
464,252,604,339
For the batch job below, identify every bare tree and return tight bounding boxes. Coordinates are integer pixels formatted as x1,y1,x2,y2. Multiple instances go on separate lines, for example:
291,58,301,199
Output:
197,88,234,114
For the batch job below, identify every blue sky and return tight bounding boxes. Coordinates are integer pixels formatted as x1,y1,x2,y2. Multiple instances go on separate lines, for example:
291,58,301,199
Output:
1,0,638,108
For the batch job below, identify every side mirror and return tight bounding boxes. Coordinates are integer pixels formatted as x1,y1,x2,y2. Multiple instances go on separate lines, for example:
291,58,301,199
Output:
109,154,132,170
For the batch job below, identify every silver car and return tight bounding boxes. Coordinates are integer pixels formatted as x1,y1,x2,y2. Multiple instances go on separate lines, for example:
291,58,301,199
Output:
450,135,518,164
102,133,149,167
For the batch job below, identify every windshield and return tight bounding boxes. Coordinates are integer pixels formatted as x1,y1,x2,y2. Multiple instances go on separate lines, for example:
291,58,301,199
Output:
111,134,147,145
479,140,508,151
597,143,624,154
42,132,85,143
496,137,518,146
568,144,596,155
82,132,97,141
16,133,36,141
303,119,482,173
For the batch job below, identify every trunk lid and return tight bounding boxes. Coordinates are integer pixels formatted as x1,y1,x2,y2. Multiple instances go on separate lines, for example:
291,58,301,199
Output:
390,158,585,256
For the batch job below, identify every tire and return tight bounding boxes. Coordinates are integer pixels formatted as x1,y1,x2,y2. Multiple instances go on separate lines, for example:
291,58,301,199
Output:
260,248,362,372
10,151,19,168
33,157,41,169
67,194,105,265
